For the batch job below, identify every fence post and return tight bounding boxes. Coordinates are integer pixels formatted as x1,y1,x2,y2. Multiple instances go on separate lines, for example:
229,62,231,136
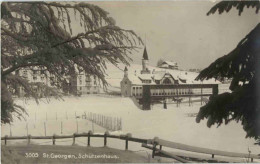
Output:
76,120,78,133
177,89,179,107
152,137,159,158
87,130,92,146
4,135,8,145
52,134,56,145
189,96,191,106
27,135,31,145
44,122,46,136
72,133,76,145
201,87,203,105
26,122,28,136
92,121,94,133
125,133,132,150
104,131,109,147
61,121,63,134
120,118,122,130
9,124,12,137
163,99,167,109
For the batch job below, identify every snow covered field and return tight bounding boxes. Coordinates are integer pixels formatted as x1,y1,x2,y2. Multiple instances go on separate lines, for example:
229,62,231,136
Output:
2,63,258,161
2,93,259,158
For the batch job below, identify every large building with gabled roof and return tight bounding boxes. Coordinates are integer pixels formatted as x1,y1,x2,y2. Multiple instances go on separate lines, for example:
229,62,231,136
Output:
120,47,190,97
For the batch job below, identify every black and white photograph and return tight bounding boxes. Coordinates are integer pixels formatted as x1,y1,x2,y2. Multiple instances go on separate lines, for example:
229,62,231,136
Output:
1,0,260,163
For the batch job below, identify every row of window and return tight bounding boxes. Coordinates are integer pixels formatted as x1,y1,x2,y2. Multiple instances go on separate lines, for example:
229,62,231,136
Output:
132,88,193,96
142,80,151,83
79,86,99,90
132,87,142,90
151,89,192,96
79,80,97,85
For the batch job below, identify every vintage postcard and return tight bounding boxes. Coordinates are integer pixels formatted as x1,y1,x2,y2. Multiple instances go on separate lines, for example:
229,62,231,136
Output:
1,0,260,163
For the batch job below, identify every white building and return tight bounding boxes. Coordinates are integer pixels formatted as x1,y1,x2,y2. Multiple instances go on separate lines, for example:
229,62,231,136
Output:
70,70,100,95
14,67,100,97
158,61,178,70
120,47,189,97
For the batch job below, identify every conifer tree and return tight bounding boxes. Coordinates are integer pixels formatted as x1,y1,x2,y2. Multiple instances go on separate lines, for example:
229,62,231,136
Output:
196,0,260,142
1,2,142,123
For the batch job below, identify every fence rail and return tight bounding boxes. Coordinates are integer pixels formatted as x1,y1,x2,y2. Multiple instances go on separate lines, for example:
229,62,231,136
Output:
2,133,259,163
143,137,260,163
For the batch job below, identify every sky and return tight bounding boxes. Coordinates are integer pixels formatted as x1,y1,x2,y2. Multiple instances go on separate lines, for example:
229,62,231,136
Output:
88,1,259,70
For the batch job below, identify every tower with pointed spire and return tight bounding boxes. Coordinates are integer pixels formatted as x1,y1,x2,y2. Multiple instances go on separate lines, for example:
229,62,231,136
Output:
124,66,128,78
141,47,150,74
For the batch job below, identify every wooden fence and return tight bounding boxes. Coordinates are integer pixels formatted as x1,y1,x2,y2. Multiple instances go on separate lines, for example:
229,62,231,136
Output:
143,137,260,163
2,133,260,163
82,112,122,131
1,132,142,151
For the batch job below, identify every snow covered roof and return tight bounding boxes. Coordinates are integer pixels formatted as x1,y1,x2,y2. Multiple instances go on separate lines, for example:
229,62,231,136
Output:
138,74,153,80
127,75,143,85
161,61,177,66
153,73,164,80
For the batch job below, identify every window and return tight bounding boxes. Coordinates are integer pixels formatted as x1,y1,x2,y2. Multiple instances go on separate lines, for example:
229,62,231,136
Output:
33,76,37,80
50,77,55,86
85,75,91,82
79,87,82,90
125,81,127,85
163,78,172,84
33,70,37,74
86,82,91,86
41,70,45,74
79,80,82,85
41,76,44,81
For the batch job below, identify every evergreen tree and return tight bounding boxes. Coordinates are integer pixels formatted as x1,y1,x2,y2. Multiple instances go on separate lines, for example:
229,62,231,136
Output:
195,0,260,143
1,2,142,123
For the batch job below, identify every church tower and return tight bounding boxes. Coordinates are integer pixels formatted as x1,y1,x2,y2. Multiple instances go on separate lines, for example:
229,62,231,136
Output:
141,47,150,74
124,66,128,78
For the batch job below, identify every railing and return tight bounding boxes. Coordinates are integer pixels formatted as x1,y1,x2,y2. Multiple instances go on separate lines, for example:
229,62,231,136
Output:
141,84,218,110
1,131,146,151
143,137,260,163
2,133,259,163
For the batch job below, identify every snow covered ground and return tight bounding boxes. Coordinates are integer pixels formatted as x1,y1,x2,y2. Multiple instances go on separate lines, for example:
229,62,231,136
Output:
2,93,259,158
2,63,258,162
